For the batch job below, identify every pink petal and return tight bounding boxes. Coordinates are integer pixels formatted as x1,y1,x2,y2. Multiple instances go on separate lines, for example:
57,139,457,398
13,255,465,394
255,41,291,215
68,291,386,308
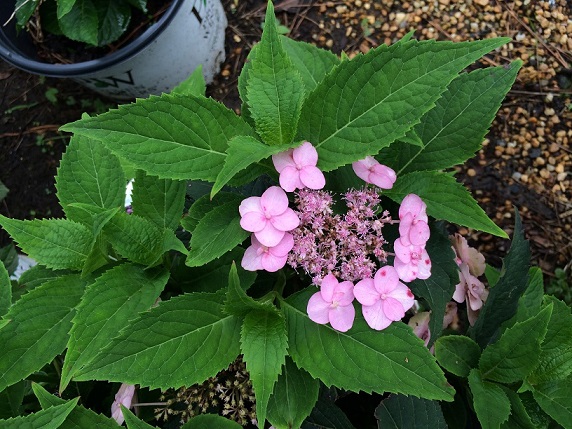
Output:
329,304,355,332
292,141,318,167
240,211,267,233
416,250,432,279
399,194,427,220
467,247,486,276
320,273,339,303
354,278,379,306
393,238,412,264
352,160,371,182
362,301,392,330
261,186,289,216
452,275,467,303
408,220,430,246
239,196,262,216
268,233,294,257
300,166,326,190
272,150,295,173
242,244,264,271
336,281,355,306
279,166,303,192
369,164,397,189
261,253,288,272
270,208,300,232
111,384,136,426
388,283,415,312
255,223,285,247
373,265,400,294
381,296,406,321
307,292,331,324
394,258,418,282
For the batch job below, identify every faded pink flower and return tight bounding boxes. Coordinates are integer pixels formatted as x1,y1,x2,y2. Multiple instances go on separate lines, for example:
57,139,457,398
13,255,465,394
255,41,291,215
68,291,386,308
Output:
242,233,294,272
443,301,458,330
453,264,489,325
408,311,431,347
398,194,430,246
451,233,485,276
354,265,415,330
239,186,300,247
111,383,136,425
393,237,432,282
352,156,397,189
307,274,355,332
272,141,326,192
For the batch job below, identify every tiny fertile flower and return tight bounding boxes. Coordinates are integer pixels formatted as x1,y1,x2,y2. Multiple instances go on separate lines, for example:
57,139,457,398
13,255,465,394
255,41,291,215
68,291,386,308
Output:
354,265,415,330
239,186,300,247
393,238,432,282
307,274,355,332
242,233,294,272
352,156,397,189
111,383,136,425
272,141,326,192
398,194,430,246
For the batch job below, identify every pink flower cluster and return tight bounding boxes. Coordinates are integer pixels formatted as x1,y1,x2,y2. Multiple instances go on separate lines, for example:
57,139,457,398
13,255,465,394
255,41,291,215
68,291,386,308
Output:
450,233,488,325
237,142,432,332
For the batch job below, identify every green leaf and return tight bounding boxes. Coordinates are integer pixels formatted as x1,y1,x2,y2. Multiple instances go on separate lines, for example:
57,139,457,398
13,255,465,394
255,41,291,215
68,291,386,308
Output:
15,0,42,27
225,262,277,316
122,406,156,429
171,65,206,97
95,0,131,46
0,399,78,429
61,94,257,182
0,216,93,271
470,211,531,348
282,289,454,401
186,196,249,267
0,244,18,277
500,387,536,429
514,268,544,323
408,227,457,346
0,275,84,392
375,394,447,429
103,212,164,265
132,171,187,231
181,414,243,429
479,304,552,383
57,0,76,18
0,260,10,317
267,357,319,429
382,62,522,174
280,36,340,93
241,310,288,427
183,192,239,233
302,396,355,429
245,1,304,145
529,296,572,384
0,180,8,201
211,136,292,198
58,0,99,45
435,335,481,378
385,171,507,237
56,134,125,220
0,381,25,419
468,369,511,429
296,38,510,172
531,377,572,429
32,383,120,429
15,265,70,300
75,292,241,390
60,264,168,391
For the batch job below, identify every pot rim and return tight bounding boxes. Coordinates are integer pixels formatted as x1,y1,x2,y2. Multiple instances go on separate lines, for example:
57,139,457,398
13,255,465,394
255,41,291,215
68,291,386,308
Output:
0,0,184,77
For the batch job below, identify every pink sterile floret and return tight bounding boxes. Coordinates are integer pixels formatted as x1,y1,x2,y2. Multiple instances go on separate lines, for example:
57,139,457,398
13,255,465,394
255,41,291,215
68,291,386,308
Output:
398,194,430,246
354,265,415,330
307,273,355,332
393,237,432,282
242,233,294,272
453,263,489,326
239,186,300,247
272,141,326,192
111,383,136,425
352,156,397,189
451,233,485,276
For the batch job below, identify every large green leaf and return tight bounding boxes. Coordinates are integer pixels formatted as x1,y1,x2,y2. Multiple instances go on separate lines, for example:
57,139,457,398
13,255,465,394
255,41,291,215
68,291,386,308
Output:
296,38,510,172
282,289,454,401
0,275,85,392
435,335,481,378
132,171,187,231
58,0,99,45
479,305,552,384
302,396,355,429
0,260,10,317
74,292,241,390
515,267,544,323
95,0,131,46
60,264,169,391
15,0,42,27
245,1,304,145
531,377,572,429
375,394,447,429
57,0,76,18
241,310,288,427
385,171,507,237
56,133,125,221
381,62,522,174
0,399,78,429
500,387,536,429
468,369,511,429
267,357,319,429
0,216,93,271
0,381,25,419
122,407,156,429
171,66,206,97
32,383,120,429
470,211,531,348
224,262,277,316
61,94,257,182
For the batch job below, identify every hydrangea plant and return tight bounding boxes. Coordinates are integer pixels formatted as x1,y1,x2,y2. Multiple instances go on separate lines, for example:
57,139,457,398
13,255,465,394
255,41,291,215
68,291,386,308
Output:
1,1,572,428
